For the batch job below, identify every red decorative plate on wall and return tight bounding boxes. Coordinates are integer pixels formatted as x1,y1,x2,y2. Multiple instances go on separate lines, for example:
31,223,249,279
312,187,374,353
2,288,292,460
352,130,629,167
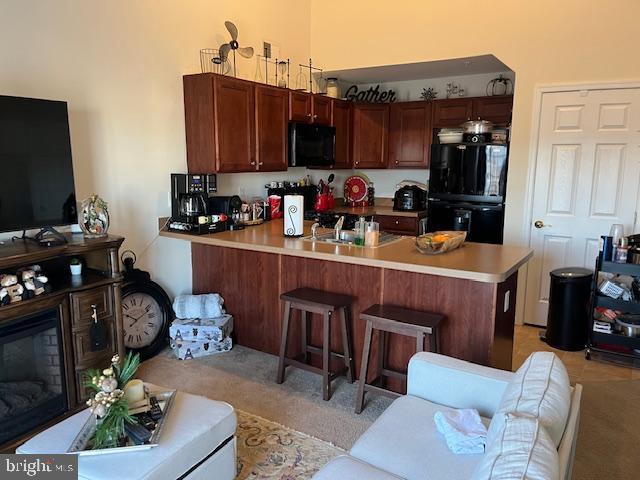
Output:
344,175,368,204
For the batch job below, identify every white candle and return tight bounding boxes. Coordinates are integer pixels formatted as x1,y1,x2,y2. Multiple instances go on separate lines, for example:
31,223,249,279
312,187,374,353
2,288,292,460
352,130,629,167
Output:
124,379,145,404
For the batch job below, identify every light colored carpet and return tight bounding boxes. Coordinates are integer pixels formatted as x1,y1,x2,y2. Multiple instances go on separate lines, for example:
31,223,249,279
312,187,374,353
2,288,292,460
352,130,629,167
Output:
236,410,344,479
138,345,640,480
572,379,640,480
137,345,392,450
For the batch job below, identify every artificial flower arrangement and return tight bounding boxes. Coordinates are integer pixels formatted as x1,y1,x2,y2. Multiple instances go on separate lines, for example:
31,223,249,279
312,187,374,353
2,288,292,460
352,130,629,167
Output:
84,352,140,449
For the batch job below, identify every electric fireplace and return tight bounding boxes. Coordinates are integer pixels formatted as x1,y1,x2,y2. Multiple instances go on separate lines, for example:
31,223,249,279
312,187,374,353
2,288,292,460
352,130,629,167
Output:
0,309,68,446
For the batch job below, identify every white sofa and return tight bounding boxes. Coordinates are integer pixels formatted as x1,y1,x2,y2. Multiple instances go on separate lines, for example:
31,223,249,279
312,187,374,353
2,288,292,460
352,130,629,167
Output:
314,352,582,480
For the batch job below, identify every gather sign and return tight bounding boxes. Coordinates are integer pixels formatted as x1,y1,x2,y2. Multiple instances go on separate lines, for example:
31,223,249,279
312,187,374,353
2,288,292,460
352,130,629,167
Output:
344,85,396,103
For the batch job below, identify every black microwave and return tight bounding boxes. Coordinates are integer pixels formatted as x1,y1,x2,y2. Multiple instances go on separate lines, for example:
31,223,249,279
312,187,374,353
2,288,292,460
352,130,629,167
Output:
288,123,336,167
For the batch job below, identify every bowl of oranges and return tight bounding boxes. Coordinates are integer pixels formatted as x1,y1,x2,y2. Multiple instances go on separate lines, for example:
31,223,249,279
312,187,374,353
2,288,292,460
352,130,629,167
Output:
415,231,466,255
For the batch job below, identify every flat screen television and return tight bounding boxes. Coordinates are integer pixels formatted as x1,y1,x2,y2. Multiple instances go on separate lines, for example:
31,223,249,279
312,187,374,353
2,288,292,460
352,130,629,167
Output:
0,95,77,235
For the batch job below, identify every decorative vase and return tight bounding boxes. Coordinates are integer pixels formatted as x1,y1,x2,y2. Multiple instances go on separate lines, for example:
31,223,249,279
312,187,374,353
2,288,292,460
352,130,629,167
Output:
80,194,109,238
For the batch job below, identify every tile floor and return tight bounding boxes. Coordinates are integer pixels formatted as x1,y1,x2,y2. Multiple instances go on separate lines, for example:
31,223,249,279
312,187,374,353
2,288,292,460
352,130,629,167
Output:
513,325,640,384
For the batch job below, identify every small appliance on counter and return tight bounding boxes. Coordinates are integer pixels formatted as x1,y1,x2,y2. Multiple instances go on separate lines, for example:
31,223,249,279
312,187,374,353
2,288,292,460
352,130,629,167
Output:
209,195,244,230
283,195,304,237
461,119,493,144
169,173,226,234
266,184,317,213
393,182,427,212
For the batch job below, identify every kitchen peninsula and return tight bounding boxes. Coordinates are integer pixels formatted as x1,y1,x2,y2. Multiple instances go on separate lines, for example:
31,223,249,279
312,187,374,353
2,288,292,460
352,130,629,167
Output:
161,220,532,380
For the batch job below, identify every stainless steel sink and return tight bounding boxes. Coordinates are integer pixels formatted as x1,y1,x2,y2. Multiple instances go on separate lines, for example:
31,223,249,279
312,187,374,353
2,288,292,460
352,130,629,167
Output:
303,231,404,247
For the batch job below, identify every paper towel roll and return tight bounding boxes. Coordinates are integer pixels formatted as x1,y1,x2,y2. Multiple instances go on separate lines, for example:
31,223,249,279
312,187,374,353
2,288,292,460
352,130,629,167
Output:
284,195,304,237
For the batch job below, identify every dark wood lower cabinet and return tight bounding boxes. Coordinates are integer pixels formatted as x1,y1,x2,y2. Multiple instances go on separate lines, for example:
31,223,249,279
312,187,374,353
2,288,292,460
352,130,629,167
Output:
191,244,516,393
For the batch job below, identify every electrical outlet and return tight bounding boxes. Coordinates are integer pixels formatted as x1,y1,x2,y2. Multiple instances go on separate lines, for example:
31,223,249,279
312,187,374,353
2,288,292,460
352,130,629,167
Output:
263,42,271,59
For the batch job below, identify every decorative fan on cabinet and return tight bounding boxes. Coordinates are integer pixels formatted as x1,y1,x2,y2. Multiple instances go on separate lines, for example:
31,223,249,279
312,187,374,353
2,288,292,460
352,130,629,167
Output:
219,21,254,77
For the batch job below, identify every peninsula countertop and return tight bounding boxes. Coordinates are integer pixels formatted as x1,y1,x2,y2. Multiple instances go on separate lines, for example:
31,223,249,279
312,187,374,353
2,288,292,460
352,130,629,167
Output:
160,219,532,283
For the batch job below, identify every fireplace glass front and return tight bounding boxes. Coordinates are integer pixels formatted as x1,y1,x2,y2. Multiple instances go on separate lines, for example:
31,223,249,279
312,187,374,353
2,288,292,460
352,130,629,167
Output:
0,309,68,446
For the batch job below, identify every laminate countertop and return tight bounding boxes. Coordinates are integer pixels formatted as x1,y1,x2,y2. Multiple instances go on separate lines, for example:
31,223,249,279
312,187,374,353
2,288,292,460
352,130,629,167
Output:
160,220,532,284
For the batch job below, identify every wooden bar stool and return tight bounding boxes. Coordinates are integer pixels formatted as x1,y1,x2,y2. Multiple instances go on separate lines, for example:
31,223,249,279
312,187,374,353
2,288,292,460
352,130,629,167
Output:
276,287,355,401
355,304,444,413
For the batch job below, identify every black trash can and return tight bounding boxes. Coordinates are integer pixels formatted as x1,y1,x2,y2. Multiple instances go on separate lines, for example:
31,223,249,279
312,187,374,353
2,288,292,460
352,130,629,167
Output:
543,267,593,351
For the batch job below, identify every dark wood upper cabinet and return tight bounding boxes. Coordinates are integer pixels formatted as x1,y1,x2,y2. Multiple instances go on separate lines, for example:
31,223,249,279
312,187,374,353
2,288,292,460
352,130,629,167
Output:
184,74,215,174
255,85,289,172
432,98,474,128
184,73,513,174
213,76,256,172
472,95,513,125
388,101,432,169
289,91,332,125
352,103,389,169
312,95,332,125
289,91,312,122
331,99,352,169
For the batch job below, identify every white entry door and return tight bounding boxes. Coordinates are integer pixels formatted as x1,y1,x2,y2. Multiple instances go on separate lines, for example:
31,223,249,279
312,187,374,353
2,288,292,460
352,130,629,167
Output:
525,88,640,326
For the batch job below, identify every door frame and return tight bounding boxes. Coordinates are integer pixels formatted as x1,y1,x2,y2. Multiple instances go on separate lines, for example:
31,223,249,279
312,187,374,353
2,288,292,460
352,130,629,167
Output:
522,79,640,324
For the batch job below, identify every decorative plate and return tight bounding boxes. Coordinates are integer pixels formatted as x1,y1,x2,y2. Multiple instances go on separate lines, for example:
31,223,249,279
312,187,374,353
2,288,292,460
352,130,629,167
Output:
343,175,368,204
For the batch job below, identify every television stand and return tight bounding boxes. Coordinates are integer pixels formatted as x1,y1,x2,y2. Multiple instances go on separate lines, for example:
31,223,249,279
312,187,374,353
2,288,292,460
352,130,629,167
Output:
20,227,68,247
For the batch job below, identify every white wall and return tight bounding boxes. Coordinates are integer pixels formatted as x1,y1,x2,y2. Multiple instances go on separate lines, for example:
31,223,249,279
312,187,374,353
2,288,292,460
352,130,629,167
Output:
0,0,311,297
216,168,428,200
309,0,640,324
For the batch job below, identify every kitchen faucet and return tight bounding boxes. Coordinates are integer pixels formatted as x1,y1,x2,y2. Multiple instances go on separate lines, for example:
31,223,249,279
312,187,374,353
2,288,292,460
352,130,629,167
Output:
334,216,344,241
310,222,320,240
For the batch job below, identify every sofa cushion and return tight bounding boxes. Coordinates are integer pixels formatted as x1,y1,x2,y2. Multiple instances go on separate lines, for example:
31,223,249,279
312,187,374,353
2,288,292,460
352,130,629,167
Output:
472,413,559,480
491,351,570,447
312,455,403,480
350,395,488,480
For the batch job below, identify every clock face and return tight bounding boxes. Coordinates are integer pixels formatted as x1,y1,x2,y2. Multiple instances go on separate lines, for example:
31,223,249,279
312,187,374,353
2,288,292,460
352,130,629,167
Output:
122,292,163,349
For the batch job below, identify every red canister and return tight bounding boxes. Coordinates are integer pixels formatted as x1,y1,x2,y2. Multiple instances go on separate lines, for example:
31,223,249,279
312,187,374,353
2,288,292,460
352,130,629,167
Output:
268,195,283,219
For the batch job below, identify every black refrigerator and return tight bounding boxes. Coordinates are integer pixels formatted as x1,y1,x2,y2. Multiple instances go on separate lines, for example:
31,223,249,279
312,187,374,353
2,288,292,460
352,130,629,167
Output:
428,142,508,244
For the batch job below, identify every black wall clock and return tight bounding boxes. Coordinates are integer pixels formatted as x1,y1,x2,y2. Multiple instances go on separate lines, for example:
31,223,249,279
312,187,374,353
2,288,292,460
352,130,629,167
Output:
120,250,173,360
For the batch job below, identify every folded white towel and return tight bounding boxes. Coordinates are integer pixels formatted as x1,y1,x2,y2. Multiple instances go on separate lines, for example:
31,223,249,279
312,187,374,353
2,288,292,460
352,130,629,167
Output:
434,409,488,455
173,294,225,319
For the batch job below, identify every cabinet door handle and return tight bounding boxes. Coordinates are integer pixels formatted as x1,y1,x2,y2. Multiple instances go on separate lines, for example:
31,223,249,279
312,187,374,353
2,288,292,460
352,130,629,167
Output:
313,114,318,119
258,162,264,166
250,160,256,165
306,113,312,117
395,160,399,165
91,304,98,323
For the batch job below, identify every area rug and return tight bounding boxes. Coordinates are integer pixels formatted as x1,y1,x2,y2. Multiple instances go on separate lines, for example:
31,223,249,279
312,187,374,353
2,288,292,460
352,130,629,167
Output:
236,410,345,479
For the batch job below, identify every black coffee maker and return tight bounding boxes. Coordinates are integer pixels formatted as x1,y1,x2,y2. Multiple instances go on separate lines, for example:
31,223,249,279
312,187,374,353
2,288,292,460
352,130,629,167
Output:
169,174,218,232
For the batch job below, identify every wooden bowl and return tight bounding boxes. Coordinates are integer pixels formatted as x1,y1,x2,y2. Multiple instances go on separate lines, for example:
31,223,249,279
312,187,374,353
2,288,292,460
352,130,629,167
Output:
415,231,466,255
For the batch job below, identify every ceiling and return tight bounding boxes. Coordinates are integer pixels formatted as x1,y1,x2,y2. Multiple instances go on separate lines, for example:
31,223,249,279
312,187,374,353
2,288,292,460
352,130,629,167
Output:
321,54,513,84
